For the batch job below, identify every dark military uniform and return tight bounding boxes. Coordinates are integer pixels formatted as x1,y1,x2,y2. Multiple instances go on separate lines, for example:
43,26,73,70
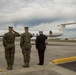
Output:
20,30,33,67
36,34,47,65
3,29,20,69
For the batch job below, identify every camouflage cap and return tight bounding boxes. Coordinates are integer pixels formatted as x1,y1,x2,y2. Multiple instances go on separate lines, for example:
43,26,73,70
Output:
9,26,13,29
24,27,29,29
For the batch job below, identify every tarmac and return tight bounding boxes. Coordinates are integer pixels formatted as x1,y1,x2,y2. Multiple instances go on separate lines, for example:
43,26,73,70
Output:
0,41,76,75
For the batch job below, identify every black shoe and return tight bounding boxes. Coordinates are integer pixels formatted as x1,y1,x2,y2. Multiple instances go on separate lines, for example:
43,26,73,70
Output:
38,63,40,65
38,63,43,65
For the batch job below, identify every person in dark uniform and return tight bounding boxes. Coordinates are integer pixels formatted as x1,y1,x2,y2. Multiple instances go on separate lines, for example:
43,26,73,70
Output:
3,26,20,70
35,31,47,65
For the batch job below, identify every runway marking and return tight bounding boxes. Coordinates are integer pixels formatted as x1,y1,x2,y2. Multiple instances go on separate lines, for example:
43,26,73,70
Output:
0,69,3,72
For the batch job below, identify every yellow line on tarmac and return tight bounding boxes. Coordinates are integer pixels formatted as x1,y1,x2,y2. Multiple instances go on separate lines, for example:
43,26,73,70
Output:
52,56,76,64
0,68,3,72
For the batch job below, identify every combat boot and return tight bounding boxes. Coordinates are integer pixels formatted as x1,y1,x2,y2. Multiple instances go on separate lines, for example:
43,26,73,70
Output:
7,65,10,70
10,65,13,70
23,62,29,68
25,62,29,68
23,64,26,67
7,65,13,70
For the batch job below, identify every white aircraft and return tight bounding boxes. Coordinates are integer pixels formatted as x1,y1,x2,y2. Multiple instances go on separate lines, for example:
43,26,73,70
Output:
0,23,76,37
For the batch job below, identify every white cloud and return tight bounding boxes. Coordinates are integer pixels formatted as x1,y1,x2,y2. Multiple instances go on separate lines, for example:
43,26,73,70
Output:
0,0,76,37
0,0,76,24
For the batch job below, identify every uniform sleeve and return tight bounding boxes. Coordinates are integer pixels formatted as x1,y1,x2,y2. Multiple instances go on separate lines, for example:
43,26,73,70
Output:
3,34,7,47
45,36,48,44
35,36,39,49
46,36,47,39
30,33,33,38
20,34,24,49
14,31,20,37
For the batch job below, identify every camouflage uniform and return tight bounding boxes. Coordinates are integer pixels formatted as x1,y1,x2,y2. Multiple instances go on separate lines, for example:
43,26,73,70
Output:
20,32,33,67
3,31,20,68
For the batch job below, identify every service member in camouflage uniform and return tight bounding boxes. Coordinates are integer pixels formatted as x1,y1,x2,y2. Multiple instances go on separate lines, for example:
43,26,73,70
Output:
3,27,20,70
20,27,33,68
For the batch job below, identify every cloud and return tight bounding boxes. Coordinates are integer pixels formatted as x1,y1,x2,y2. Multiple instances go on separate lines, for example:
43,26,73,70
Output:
0,0,76,25
0,0,76,37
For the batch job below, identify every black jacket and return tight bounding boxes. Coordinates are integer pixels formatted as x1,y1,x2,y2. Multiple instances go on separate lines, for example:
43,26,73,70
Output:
35,34,47,50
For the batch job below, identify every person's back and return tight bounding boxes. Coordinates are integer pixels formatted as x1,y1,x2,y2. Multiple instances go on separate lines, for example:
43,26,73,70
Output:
37,34,47,50
3,30,20,48
20,32,32,50
35,31,47,65
20,27,33,68
4,32,15,47
3,27,20,70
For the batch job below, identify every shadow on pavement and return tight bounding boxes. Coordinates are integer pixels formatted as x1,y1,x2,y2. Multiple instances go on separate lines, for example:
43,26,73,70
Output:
57,61,76,72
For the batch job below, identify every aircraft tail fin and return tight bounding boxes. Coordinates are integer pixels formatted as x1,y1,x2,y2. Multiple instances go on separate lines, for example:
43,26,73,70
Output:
57,23,76,32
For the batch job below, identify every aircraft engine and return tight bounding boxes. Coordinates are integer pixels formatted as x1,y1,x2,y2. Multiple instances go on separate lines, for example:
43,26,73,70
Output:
49,31,52,35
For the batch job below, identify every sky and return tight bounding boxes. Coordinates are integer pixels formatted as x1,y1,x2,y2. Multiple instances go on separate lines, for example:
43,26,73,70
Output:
0,0,76,38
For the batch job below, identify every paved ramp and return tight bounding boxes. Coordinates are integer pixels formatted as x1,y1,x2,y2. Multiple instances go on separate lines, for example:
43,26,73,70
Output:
13,69,61,75
0,41,76,75
58,61,76,72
